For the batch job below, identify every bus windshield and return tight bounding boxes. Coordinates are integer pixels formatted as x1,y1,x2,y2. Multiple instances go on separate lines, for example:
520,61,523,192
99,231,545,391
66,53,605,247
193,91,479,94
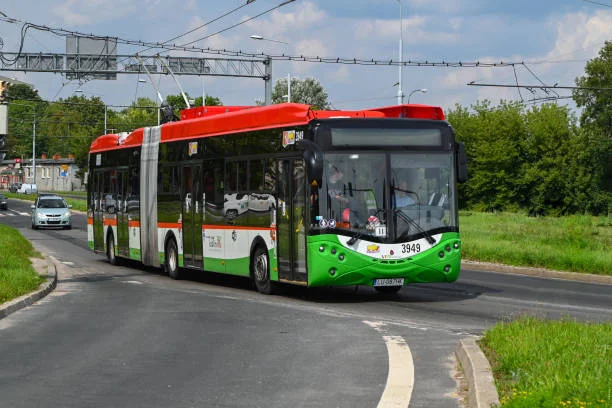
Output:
312,152,456,242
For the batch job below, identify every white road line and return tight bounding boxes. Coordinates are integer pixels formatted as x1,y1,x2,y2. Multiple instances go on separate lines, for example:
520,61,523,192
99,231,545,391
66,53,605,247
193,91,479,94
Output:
364,320,415,408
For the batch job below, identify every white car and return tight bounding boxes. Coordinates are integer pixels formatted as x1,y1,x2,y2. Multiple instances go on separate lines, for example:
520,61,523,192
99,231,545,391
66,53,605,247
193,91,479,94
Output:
31,195,72,229
248,193,276,212
223,193,249,218
17,183,38,194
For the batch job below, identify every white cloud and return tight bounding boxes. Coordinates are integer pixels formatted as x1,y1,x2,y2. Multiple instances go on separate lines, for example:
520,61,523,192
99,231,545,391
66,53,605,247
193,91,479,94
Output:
52,0,138,25
545,10,612,61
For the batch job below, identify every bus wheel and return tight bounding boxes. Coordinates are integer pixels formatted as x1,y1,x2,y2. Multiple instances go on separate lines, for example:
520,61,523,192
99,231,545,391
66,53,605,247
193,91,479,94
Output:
252,246,273,295
165,238,182,280
107,233,118,265
374,285,402,295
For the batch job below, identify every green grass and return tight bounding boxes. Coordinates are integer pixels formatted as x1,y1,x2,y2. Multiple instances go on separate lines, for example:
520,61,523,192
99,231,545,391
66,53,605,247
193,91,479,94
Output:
480,316,611,408
0,224,45,304
460,211,611,275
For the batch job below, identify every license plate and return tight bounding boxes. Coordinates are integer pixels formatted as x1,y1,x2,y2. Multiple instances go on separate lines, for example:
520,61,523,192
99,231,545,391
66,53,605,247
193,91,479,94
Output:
373,278,404,287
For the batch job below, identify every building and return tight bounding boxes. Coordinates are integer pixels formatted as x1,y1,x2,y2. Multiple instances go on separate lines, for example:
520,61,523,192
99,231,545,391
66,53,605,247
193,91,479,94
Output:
0,154,84,191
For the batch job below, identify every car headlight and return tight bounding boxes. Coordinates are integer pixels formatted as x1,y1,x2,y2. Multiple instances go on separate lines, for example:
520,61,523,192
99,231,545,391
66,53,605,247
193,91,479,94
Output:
64,211,71,217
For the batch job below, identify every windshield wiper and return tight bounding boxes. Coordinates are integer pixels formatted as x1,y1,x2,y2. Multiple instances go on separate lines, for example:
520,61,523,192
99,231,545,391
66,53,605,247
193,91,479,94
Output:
393,208,436,245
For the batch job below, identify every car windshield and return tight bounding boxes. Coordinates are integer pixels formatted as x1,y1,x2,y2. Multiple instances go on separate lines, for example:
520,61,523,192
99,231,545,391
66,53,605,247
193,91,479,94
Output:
39,198,67,209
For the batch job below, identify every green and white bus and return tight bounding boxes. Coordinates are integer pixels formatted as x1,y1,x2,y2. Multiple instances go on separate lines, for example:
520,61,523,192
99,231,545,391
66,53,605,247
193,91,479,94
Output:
87,103,467,294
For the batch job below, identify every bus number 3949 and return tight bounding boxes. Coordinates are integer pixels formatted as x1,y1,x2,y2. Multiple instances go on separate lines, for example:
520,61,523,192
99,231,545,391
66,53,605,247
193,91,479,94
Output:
402,243,421,254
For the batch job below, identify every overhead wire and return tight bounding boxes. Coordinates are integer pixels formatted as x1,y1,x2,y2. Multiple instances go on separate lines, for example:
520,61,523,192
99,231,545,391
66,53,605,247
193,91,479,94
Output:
0,11,527,69
128,0,260,60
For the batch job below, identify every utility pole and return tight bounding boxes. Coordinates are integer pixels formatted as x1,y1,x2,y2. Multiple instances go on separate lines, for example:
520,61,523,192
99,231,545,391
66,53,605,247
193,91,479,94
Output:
397,0,404,105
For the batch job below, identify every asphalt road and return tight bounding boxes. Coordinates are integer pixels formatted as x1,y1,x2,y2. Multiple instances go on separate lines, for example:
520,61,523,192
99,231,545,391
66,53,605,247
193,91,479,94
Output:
1,197,610,408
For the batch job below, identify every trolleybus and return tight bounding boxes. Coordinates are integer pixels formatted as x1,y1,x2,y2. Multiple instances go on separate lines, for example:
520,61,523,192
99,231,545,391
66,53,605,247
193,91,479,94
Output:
87,103,467,294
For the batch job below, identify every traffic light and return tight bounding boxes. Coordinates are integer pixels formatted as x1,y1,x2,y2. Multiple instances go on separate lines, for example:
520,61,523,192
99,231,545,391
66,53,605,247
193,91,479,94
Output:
0,81,8,103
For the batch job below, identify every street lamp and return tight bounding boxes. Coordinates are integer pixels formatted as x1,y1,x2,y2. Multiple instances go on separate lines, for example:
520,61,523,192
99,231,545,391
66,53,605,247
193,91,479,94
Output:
75,89,111,134
250,34,289,105
249,35,289,45
407,88,428,103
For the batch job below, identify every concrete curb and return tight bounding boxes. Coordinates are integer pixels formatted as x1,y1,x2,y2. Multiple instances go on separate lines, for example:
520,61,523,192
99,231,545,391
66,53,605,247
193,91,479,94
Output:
456,337,500,408
461,260,612,285
0,256,57,319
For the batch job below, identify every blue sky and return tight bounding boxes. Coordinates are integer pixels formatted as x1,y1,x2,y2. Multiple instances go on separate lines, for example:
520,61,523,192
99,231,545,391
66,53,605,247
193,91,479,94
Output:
0,0,610,114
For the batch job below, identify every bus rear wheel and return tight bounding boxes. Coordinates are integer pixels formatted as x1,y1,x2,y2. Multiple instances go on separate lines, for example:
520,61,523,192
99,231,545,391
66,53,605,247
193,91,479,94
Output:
252,246,273,295
107,233,118,265
165,238,182,280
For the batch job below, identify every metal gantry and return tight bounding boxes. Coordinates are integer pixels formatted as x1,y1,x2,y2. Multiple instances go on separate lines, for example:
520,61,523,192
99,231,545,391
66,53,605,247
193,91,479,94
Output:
0,52,273,104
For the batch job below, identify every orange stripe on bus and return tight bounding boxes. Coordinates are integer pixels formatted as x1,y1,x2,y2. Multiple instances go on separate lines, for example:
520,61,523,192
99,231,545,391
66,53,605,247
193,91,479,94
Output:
158,222,181,229
87,217,93,225
103,219,117,227
128,220,140,228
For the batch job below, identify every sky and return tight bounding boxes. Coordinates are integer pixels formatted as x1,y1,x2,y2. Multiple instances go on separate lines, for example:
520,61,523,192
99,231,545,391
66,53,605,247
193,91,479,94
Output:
0,0,611,114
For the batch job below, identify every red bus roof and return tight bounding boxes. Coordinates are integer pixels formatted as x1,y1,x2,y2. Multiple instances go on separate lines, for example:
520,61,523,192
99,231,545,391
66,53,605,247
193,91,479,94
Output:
90,103,445,152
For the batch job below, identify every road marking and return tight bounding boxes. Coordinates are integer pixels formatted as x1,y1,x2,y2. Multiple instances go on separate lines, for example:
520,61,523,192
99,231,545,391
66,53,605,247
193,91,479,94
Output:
364,320,414,408
1,209,31,216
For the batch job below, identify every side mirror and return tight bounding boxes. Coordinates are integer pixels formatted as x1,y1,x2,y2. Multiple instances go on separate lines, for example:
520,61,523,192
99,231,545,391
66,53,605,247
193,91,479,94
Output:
456,142,468,182
301,139,324,186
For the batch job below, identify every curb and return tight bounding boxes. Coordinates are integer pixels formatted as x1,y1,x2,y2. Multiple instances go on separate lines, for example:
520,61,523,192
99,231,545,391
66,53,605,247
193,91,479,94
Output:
456,337,500,408
0,256,57,319
461,260,612,285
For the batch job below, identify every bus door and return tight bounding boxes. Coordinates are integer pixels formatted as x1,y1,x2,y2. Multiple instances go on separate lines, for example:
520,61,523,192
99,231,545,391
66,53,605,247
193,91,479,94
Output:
92,171,105,253
182,164,203,268
277,159,307,283
116,170,129,257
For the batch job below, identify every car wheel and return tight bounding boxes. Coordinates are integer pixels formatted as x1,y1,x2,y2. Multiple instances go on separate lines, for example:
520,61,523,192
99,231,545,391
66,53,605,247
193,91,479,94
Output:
31,223,37,230
252,246,273,295
165,238,182,280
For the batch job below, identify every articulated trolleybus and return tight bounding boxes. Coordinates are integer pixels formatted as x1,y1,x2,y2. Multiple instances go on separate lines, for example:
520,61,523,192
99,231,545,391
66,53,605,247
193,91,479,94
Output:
87,103,467,294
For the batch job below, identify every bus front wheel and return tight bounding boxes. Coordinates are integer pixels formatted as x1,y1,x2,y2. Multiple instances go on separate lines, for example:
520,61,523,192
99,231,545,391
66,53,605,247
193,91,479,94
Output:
252,246,273,295
165,238,182,280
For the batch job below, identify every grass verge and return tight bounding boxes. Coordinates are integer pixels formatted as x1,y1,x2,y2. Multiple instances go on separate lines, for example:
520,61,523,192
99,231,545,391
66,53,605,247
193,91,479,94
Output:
460,211,611,275
0,224,45,304
480,316,611,407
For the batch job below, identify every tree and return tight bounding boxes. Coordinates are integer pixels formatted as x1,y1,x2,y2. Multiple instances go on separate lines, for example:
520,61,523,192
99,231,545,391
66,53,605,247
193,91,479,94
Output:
43,95,106,176
447,101,586,215
166,94,222,110
270,76,330,109
572,41,611,214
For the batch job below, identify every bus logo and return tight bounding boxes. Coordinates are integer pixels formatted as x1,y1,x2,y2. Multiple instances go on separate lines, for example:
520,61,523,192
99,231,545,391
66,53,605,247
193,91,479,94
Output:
367,245,380,253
